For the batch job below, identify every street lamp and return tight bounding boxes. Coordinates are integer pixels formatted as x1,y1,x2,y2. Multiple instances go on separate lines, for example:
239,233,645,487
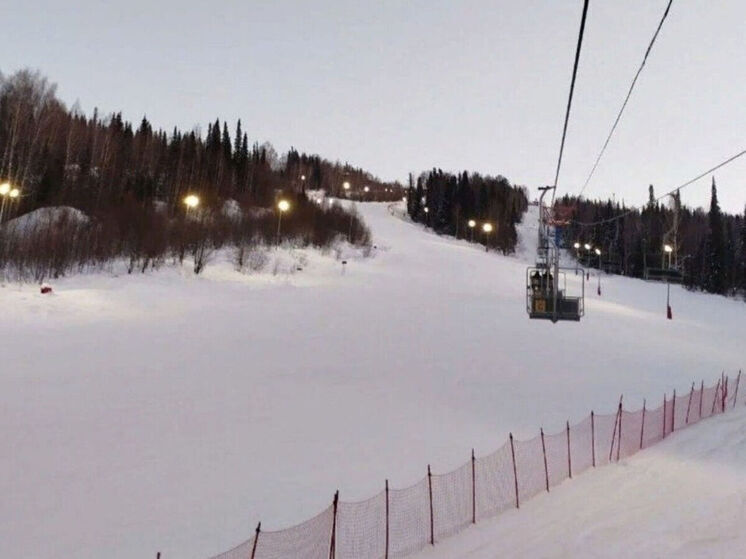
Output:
0,183,21,223
183,194,200,210
663,243,673,269
343,181,351,197
482,222,493,252
276,199,290,244
594,247,602,295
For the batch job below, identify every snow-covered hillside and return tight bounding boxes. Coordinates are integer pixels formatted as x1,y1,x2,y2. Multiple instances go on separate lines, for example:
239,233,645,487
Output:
2,202,743,559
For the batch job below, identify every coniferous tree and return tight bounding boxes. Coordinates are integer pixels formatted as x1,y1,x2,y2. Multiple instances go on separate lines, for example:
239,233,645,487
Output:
706,177,726,294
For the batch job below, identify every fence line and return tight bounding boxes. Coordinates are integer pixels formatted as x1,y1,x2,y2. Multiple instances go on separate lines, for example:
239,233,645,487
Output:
202,371,742,559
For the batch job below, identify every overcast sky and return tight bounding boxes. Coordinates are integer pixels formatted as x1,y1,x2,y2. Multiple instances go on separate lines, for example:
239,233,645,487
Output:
3,1,746,212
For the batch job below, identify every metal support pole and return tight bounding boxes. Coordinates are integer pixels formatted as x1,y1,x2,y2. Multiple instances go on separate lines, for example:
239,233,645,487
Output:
329,491,339,559
733,371,741,409
471,449,476,524
250,523,261,559
699,381,704,419
685,383,694,424
385,480,389,559
639,400,646,450
662,394,667,438
427,465,434,545
566,421,572,478
540,428,549,492
671,389,676,433
591,411,596,467
509,433,519,509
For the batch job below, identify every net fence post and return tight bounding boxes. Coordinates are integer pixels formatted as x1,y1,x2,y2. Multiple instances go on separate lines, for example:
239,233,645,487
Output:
427,465,434,546
733,370,741,409
250,522,261,559
711,379,721,416
509,433,519,509
671,389,676,433
566,420,572,478
615,404,622,462
590,411,595,467
722,375,728,412
329,490,339,559
609,398,621,462
685,383,694,425
640,399,646,449
698,381,704,419
662,394,667,438
385,480,389,559
471,449,476,524
540,428,549,492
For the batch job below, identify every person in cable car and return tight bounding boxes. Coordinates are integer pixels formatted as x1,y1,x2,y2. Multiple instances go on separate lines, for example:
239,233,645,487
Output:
531,270,542,292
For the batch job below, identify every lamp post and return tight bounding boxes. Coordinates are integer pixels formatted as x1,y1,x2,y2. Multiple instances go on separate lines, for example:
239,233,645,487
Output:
343,181,351,198
468,219,476,242
0,183,21,223
594,247,602,295
276,199,290,244
482,222,493,252
423,206,429,227
663,243,673,269
573,242,581,274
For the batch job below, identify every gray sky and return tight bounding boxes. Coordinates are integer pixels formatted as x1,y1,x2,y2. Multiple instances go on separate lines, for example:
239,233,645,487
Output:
3,1,746,212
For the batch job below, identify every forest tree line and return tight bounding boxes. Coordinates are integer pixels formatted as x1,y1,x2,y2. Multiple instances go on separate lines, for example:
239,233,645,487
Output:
0,69,403,279
560,180,746,297
406,169,529,254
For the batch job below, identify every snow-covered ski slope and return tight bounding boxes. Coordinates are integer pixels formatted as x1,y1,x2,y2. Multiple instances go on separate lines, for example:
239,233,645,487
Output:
1,202,743,559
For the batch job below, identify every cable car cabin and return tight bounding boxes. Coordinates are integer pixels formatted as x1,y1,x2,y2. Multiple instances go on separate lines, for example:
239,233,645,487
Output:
644,267,684,283
526,266,584,322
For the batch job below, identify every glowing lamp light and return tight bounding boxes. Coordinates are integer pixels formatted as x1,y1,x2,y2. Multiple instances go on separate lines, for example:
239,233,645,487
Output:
482,223,493,233
402,196,407,203
584,243,591,250
9,188,19,199
573,242,580,249
183,194,200,209
300,174,306,181
0,183,10,196
343,181,351,190
594,248,601,256
664,244,673,253
424,207,429,213
277,199,290,212
364,186,370,193
468,219,476,228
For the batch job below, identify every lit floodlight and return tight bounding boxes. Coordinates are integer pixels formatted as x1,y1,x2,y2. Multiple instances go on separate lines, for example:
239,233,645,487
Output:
183,194,200,209
364,186,370,193
343,181,351,190
584,243,591,250
277,199,290,212
594,248,601,256
468,219,476,228
482,223,493,233
664,244,673,253
301,174,306,181
573,242,580,249
0,183,9,196
9,188,19,199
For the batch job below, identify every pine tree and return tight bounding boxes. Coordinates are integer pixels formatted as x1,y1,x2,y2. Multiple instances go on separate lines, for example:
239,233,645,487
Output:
706,177,726,294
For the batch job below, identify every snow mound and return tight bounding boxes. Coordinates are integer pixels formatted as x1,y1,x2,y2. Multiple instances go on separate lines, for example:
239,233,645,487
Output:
2,206,89,236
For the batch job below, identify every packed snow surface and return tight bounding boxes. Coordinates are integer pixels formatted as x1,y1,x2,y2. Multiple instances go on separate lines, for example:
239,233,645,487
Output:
1,202,743,558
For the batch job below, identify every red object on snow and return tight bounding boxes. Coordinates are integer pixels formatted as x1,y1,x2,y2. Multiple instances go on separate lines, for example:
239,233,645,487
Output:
40,286,53,294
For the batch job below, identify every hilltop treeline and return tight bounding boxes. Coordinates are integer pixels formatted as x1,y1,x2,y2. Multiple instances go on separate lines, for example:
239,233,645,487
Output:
0,69,401,278
406,169,528,254
560,180,746,297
